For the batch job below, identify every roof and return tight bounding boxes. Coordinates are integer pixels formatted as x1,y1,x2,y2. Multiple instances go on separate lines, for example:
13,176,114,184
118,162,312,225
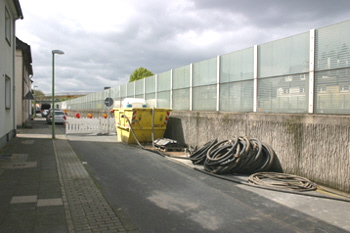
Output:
13,0,23,20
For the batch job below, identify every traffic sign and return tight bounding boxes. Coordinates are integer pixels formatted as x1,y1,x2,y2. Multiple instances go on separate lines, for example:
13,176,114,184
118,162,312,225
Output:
104,97,114,107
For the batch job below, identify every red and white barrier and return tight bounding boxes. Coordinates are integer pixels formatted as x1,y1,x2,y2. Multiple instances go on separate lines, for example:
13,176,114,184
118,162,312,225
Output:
65,117,115,134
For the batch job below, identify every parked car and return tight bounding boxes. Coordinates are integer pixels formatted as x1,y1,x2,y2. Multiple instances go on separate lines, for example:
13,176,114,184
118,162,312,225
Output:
46,110,67,124
41,109,50,117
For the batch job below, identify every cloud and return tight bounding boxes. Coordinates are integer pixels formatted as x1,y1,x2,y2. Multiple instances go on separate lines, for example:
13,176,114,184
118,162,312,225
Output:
16,0,350,94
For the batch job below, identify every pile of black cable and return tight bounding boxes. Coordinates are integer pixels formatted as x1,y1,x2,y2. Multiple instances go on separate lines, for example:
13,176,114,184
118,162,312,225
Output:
189,139,218,165
192,136,276,174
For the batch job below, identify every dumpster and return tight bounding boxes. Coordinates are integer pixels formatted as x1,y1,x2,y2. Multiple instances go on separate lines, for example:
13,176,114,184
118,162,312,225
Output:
114,108,171,144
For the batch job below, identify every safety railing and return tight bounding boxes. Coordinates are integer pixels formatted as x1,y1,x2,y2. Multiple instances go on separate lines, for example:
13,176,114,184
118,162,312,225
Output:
60,20,350,115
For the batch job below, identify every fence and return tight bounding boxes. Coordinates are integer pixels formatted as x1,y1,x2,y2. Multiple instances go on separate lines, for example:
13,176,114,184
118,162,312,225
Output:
60,20,350,115
66,117,115,135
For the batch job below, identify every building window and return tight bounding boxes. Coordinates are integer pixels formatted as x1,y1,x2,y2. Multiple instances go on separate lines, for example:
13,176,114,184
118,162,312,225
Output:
285,76,293,82
319,86,327,93
5,76,11,109
283,88,289,94
5,8,11,45
340,85,349,92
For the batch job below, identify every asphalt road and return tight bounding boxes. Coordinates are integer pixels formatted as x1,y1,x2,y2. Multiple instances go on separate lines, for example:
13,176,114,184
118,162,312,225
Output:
67,136,349,233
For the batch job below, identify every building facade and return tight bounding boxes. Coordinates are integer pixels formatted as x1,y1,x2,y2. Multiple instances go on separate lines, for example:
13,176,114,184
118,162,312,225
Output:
15,37,33,128
0,0,23,148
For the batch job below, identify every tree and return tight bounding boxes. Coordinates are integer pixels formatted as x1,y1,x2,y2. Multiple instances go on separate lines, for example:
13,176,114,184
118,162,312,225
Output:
33,89,45,98
129,67,154,82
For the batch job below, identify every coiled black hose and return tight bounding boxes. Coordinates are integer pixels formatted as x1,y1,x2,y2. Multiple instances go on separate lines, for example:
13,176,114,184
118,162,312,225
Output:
189,139,218,165
191,136,276,175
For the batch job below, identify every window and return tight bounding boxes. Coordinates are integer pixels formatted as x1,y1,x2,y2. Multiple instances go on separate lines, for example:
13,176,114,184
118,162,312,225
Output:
285,76,293,82
5,8,12,45
319,86,327,92
283,88,289,94
340,85,349,92
5,76,11,109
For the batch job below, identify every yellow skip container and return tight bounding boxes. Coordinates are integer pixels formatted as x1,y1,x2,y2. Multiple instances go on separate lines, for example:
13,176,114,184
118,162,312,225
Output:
114,108,171,144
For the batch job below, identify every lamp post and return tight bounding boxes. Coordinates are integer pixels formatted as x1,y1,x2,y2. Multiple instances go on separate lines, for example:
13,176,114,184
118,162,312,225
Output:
52,50,64,139
33,85,38,117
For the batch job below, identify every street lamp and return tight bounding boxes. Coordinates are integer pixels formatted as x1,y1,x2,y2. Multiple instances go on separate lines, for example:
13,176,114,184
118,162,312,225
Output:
52,50,64,139
33,85,38,117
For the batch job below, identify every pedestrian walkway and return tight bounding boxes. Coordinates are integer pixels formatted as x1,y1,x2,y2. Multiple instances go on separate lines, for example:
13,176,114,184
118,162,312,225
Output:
0,117,130,233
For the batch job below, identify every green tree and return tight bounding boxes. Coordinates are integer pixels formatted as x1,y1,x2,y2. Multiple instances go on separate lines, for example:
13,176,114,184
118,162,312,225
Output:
33,89,45,98
129,67,154,82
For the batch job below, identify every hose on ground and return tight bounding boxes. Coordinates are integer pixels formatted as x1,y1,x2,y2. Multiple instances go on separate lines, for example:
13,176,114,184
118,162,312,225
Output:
194,168,350,203
189,139,218,165
247,172,317,192
121,114,145,149
191,137,275,174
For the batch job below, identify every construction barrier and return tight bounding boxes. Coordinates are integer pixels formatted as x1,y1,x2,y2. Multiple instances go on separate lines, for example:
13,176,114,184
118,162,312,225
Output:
66,117,115,134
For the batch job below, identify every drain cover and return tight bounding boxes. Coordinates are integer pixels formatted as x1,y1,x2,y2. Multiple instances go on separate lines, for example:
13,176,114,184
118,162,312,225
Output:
1,161,37,169
0,154,13,160
11,154,28,162
22,140,34,145
0,154,28,162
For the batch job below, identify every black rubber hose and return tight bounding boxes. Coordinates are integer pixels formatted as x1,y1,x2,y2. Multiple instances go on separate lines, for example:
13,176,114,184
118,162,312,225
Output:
257,143,276,172
197,136,279,175
247,138,264,173
121,114,145,149
229,137,251,173
204,139,239,174
231,137,252,173
206,140,236,163
189,139,218,165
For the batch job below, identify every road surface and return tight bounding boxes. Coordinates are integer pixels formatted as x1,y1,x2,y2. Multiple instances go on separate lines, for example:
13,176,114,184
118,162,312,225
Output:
67,134,350,233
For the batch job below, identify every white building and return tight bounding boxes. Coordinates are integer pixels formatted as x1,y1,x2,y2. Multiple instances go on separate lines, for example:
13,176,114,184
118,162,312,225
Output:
0,0,23,148
15,37,33,128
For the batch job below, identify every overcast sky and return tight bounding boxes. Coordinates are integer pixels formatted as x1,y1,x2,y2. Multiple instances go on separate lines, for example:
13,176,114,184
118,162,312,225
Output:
16,0,350,95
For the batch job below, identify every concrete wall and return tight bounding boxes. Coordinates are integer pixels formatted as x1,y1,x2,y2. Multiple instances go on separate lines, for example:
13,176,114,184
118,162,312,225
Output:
165,111,350,193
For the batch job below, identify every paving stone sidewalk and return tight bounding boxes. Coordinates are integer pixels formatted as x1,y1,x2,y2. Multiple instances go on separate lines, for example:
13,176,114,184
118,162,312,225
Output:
0,117,129,233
